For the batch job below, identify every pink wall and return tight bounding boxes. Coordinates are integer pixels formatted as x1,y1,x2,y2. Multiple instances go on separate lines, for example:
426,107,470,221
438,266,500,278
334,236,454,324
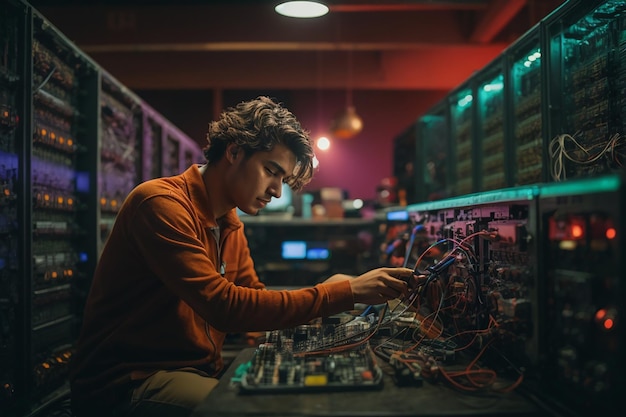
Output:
291,89,447,200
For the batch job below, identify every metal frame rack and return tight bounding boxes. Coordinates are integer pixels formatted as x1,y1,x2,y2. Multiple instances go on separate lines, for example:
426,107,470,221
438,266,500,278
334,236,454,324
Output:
378,172,624,416
397,0,626,204
0,2,204,416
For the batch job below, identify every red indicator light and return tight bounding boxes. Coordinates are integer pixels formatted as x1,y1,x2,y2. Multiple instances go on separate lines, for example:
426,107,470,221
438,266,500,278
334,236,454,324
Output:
604,319,614,330
571,224,584,238
606,228,616,239
595,309,607,321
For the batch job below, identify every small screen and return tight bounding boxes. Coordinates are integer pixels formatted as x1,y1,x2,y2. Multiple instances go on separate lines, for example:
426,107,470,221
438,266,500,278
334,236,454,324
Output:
281,241,330,260
387,210,409,221
306,247,330,260
281,241,307,259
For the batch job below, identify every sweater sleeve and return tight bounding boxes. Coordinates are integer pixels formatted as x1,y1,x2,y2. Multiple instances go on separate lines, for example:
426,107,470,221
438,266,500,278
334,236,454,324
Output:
227,228,266,290
129,193,355,333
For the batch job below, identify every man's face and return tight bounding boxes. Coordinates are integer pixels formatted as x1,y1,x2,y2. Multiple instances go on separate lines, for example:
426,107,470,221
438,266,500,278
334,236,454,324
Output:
227,144,297,215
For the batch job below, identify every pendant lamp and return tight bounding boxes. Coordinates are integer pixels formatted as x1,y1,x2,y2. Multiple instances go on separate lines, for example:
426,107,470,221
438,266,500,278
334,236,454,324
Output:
330,50,363,139
330,106,363,139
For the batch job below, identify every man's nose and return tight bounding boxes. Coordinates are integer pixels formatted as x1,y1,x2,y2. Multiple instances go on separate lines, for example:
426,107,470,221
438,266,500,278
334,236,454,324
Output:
269,181,282,198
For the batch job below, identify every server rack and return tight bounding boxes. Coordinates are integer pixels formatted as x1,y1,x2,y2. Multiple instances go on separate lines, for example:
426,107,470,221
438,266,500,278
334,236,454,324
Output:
0,2,204,416
474,57,508,192
392,110,450,206
368,186,545,412
392,123,418,206
378,174,625,416
99,72,142,252
416,102,449,202
448,82,476,197
1,1,28,414
403,185,541,367
29,6,99,416
140,103,164,182
182,137,204,171
162,128,181,177
410,0,626,206
536,174,624,416
140,102,203,181
545,0,626,181
506,24,544,186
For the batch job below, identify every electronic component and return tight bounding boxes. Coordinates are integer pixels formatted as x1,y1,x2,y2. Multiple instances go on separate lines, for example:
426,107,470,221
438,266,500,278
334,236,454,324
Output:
511,36,543,185
28,11,98,409
550,0,626,180
478,71,506,191
450,86,474,196
99,73,141,248
378,174,624,414
237,321,383,393
240,317,382,393
538,177,624,415
377,189,537,396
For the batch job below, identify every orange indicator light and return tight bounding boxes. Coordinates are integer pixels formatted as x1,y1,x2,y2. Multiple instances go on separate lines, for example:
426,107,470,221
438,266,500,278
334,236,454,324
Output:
571,224,583,238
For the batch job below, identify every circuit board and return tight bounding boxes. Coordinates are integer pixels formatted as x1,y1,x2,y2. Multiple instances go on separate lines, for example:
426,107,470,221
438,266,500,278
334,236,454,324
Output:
238,321,384,393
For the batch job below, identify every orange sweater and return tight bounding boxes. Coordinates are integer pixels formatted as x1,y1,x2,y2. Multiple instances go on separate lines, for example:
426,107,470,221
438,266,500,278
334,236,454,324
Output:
69,165,354,407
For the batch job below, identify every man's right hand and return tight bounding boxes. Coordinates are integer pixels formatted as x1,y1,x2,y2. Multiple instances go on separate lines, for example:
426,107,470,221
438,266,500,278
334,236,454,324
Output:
349,267,414,305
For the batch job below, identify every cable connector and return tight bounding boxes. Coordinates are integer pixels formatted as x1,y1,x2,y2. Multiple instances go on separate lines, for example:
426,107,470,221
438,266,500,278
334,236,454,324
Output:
426,254,456,275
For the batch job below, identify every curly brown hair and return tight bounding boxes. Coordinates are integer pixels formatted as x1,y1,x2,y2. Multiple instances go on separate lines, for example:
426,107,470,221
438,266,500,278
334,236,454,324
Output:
204,96,315,191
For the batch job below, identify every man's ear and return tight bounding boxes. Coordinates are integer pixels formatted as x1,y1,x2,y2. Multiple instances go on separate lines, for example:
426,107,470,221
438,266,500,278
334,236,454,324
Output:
226,145,239,162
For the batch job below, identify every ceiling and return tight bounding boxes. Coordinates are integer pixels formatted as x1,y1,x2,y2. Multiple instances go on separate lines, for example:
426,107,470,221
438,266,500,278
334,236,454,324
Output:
30,0,566,93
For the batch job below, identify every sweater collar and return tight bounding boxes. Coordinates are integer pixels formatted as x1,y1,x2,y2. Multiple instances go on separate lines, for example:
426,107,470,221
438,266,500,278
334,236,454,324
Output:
181,164,242,231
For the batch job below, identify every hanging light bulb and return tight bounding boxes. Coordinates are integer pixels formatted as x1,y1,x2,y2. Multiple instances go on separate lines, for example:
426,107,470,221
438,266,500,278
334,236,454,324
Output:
330,106,363,139
330,50,362,139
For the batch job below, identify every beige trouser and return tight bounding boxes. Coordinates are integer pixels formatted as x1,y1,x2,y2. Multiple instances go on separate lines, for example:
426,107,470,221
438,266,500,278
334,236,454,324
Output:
125,368,219,417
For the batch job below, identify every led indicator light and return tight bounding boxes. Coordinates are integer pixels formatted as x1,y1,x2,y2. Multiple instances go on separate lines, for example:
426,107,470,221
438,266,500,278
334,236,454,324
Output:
606,228,616,239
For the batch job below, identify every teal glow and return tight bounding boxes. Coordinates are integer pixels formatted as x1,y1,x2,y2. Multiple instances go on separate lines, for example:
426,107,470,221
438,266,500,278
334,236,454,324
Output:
457,94,473,107
483,82,503,92
539,175,621,198
406,186,537,212
520,49,541,68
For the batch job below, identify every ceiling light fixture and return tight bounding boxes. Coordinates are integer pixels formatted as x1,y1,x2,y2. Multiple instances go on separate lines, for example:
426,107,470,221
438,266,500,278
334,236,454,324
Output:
275,1,329,18
330,50,363,139
330,106,363,139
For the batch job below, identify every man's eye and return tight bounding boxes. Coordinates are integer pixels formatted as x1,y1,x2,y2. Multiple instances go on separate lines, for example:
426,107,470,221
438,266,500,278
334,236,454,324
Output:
265,167,276,176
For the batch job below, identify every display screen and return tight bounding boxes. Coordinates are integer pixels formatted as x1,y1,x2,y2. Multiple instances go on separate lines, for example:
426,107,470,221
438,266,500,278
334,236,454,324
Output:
281,241,330,260
386,210,409,221
281,241,307,259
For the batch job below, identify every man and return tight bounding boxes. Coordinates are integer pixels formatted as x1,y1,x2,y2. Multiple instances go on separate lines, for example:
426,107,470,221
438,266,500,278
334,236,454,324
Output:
70,96,414,417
